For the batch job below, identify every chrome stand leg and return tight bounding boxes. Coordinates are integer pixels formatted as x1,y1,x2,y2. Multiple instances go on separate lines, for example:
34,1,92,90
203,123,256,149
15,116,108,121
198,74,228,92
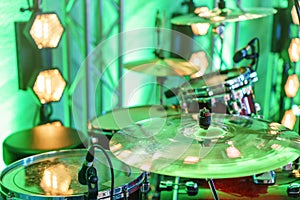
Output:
172,176,180,200
206,178,219,200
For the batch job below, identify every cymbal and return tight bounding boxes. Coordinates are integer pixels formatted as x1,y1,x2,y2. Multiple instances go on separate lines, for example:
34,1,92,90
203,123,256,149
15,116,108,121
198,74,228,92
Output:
171,7,277,25
124,58,200,77
110,113,300,179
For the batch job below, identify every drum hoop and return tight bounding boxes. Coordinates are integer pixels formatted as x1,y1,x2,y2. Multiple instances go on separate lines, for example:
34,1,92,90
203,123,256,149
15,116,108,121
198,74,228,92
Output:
98,171,145,199
0,149,145,199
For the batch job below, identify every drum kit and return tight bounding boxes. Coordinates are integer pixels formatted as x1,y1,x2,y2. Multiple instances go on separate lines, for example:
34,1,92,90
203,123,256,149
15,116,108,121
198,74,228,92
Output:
1,2,300,200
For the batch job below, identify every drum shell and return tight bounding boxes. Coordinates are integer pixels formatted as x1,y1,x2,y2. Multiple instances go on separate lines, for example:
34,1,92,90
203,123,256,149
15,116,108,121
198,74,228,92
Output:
0,149,145,200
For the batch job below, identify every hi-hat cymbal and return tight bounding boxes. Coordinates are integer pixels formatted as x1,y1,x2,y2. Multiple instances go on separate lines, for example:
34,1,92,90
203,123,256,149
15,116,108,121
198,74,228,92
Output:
171,7,277,25
124,58,200,77
110,113,300,179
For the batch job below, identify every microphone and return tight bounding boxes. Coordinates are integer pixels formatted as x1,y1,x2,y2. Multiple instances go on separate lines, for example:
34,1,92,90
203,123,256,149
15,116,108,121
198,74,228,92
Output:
233,38,256,63
78,146,95,185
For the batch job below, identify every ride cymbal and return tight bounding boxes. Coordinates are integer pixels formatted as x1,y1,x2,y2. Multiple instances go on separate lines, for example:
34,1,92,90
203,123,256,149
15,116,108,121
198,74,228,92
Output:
171,7,277,25
110,113,300,179
124,58,200,77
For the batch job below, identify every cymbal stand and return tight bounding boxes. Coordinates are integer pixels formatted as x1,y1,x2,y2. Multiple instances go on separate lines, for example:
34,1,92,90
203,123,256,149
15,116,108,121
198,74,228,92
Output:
212,23,226,71
154,10,167,105
157,76,167,105
170,177,219,200
207,178,220,200
172,176,180,200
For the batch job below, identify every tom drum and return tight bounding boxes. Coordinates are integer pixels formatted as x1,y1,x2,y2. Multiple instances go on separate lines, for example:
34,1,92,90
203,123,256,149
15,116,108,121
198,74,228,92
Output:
179,67,259,116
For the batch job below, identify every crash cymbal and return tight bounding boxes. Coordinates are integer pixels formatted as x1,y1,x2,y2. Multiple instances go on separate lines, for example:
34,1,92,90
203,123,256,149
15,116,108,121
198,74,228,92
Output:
124,58,200,77
171,7,277,25
110,113,300,179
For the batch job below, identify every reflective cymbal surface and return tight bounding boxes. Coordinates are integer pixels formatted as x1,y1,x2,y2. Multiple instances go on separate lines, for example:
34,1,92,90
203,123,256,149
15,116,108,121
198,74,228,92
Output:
110,113,300,179
171,7,277,25
124,58,199,77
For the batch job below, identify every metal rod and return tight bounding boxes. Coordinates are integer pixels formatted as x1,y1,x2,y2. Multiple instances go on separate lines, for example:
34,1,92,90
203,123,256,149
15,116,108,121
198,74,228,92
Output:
118,0,124,107
172,176,180,200
61,0,71,126
83,0,89,131
206,178,220,200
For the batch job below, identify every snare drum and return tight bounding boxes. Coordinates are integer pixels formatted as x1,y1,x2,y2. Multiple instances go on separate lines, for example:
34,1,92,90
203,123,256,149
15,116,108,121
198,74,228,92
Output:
89,105,180,148
0,149,145,199
179,67,258,116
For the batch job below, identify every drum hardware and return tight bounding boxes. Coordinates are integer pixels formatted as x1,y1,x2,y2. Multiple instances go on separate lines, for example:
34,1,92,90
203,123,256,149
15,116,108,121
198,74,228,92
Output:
178,67,259,116
185,181,198,196
140,172,150,194
78,144,114,200
86,166,98,200
198,107,211,130
252,171,276,185
287,182,300,197
158,179,199,196
156,176,221,200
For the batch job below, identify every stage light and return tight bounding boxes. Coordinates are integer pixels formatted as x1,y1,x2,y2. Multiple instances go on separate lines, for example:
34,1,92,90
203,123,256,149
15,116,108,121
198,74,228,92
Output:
288,38,300,62
284,74,299,98
191,7,211,36
33,68,66,104
33,68,66,124
25,12,64,49
189,51,209,78
191,23,210,36
281,109,296,130
291,4,300,25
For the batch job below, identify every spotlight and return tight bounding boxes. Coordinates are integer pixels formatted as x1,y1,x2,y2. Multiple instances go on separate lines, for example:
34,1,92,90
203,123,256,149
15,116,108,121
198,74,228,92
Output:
24,12,64,49
191,7,211,36
189,51,209,78
291,3,300,25
288,38,300,62
33,68,66,104
191,23,210,36
33,68,66,124
281,109,296,130
284,74,299,98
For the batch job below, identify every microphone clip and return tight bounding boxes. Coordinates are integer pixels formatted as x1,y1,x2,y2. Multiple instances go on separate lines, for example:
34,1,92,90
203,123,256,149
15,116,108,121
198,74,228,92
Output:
86,166,99,200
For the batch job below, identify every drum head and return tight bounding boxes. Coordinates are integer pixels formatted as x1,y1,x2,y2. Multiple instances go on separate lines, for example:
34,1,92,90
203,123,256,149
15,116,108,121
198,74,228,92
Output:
90,105,179,132
0,149,144,199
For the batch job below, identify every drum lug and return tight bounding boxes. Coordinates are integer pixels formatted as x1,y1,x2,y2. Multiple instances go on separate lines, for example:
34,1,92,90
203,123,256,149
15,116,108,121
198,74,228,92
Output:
122,186,130,199
140,172,150,194
7,192,15,200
